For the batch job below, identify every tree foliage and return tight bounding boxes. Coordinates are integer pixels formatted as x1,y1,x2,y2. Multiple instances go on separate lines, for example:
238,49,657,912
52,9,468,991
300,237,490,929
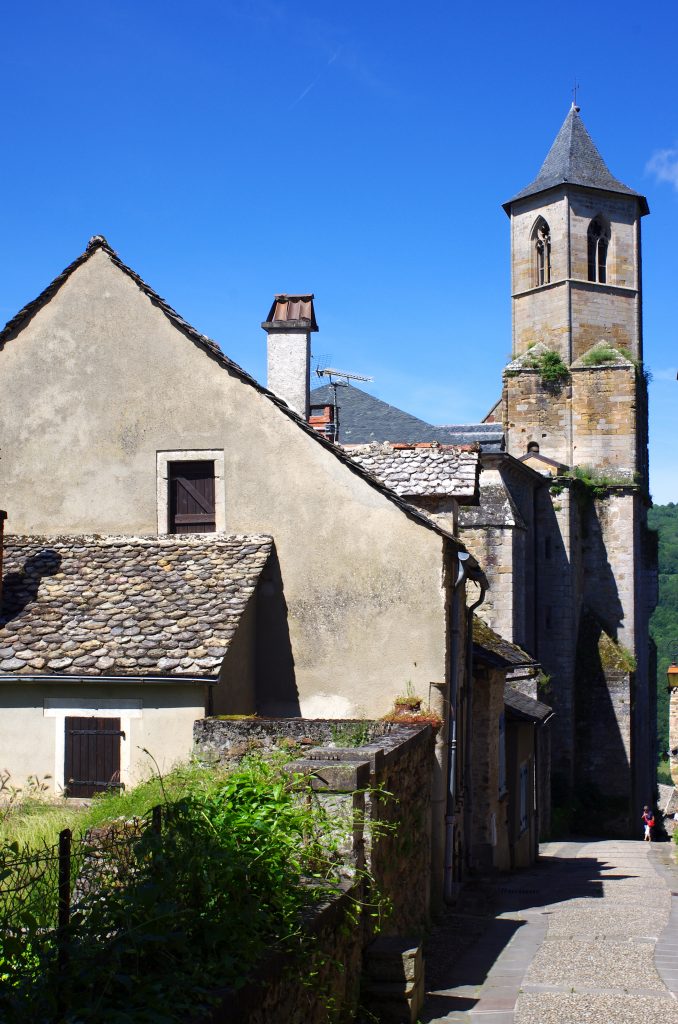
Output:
648,503,678,755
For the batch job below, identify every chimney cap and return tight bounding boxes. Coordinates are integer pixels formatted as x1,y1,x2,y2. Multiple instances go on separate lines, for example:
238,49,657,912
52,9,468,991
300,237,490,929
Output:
262,294,318,332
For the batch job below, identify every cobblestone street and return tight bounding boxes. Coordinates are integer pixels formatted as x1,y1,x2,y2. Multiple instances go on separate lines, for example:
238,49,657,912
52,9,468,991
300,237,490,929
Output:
423,839,678,1024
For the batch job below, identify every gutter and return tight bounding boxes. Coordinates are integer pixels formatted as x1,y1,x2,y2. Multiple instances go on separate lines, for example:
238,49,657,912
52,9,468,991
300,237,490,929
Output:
0,674,216,686
462,576,488,878
443,553,487,903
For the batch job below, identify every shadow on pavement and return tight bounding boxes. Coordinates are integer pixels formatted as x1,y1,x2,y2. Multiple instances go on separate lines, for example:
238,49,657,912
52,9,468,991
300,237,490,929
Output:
421,844,637,1021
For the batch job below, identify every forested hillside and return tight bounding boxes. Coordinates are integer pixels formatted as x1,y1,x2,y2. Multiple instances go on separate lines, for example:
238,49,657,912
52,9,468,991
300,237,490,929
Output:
648,503,678,755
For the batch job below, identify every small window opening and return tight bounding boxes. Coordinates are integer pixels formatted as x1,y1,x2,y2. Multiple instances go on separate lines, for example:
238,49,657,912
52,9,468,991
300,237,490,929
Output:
532,218,551,287
527,441,540,454
168,461,216,534
587,216,611,283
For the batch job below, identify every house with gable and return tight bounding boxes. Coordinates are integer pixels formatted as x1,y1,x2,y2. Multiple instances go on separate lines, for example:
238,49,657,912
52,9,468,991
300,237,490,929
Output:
0,236,491,897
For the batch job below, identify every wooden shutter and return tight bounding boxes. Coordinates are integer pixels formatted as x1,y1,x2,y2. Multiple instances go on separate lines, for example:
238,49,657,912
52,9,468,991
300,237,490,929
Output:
169,461,216,534
64,717,123,798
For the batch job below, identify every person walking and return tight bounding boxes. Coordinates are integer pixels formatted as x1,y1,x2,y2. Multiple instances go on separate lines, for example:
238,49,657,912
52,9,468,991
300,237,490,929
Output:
641,805,655,842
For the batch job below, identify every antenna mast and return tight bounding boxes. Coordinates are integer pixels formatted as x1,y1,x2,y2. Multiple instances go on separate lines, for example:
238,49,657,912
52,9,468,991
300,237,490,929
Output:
315,366,374,444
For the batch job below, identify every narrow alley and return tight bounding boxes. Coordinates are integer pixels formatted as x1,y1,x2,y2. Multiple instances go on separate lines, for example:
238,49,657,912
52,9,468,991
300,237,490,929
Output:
423,840,678,1024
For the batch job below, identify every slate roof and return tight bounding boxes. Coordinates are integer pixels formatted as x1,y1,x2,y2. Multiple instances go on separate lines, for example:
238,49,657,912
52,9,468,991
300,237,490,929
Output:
504,106,648,215
0,534,272,680
310,383,504,451
472,615,537,668
504,686,553,724
0,238,476,561
347,442,480,500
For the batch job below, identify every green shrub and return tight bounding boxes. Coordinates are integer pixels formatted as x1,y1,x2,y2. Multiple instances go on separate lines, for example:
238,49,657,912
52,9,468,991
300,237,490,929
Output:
0,756,358,1023
523,349,570,387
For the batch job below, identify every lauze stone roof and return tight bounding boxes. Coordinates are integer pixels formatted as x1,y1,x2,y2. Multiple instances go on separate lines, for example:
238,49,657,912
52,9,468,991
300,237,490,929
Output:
0,535,272,679
346,442,480,500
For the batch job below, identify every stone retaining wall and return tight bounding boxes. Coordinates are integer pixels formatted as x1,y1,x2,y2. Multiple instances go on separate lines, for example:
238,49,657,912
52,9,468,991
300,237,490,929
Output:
192,717,436,1022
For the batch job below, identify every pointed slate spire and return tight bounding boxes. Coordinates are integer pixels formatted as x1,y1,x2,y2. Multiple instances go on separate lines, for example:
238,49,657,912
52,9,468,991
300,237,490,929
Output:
503,105,648,214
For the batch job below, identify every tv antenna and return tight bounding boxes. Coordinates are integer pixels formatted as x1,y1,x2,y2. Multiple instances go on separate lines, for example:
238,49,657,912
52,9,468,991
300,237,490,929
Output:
315,366,374,443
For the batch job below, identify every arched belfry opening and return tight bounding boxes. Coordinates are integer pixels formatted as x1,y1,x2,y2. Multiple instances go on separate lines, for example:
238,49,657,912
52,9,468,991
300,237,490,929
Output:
587,215,611,284
532,217,551,286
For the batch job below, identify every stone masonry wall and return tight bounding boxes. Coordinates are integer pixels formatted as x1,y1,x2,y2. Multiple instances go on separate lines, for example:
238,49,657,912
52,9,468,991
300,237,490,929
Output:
504,370,572,467
206,882,362,1024
571,364,637,473
470,664,510,872
194,717,436,938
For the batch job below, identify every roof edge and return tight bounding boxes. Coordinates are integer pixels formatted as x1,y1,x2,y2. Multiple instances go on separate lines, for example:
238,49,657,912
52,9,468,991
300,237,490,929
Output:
0,239,467,551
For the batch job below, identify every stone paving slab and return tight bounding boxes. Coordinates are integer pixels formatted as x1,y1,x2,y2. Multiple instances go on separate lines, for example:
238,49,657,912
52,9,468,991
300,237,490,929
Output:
421,838,678,1023
515,992,678,1024
523,937,658,987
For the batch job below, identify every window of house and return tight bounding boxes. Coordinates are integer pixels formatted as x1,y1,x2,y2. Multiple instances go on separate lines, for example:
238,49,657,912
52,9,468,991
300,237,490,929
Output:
527,441,540,454
519,760,530,834
156,450,225,534
587,216,610,283
532,218,551,287
168,461,216,533
498,712,507,797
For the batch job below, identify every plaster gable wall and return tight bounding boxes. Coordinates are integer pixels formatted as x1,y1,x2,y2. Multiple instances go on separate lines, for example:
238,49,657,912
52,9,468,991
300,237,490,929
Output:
0,251,449,717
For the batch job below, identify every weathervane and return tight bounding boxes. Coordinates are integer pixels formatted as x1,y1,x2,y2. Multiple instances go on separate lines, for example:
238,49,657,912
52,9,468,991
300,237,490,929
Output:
572,79,580,111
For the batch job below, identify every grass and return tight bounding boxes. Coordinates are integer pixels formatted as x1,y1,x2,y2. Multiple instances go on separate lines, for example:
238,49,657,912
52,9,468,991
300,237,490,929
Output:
0,760,234,849
658,758,674,787
579,343,632,367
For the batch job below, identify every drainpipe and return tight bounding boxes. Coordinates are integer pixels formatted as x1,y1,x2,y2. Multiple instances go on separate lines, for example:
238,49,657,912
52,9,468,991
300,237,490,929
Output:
443,552,487,903
463,577,488,874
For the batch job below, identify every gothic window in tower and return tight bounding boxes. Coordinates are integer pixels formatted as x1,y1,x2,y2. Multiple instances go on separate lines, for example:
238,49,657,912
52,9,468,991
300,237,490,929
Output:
587,216,611,284
532,217,551,287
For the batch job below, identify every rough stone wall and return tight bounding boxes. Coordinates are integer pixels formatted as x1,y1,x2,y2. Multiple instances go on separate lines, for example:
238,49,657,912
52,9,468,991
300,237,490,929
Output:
571,365,637,473
510,188,641,363
193,717,436,933
209,882,362,1024
461,526,516,642
533,486,580,785
504,370,572,467
470,664,510,871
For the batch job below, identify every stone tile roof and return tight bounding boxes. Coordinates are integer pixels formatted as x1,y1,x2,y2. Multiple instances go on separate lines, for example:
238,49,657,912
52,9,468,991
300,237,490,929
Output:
346,442,480,500
262,294,318,331
0,534,272,679
472,615,537,668
0,238,473,558
310,383,504,452
504,105,648,214
504,686,553,724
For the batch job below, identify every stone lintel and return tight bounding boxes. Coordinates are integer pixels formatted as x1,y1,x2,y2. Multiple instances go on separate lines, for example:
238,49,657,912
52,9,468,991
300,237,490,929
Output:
305,745,386,775
285,758,371,791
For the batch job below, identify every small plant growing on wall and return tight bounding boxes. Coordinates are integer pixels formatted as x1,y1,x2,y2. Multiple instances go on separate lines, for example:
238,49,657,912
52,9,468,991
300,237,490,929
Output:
393,681,422,712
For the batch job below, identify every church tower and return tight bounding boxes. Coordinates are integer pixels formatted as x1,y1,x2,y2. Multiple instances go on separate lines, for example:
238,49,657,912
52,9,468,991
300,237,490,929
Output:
501,106,656,829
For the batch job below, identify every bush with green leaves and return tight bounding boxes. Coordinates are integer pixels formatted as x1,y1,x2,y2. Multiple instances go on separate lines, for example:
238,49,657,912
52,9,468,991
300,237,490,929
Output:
0,756,360,1023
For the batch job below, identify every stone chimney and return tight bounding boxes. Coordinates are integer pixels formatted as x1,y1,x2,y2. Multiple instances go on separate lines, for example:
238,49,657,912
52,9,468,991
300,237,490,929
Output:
262,295,318,419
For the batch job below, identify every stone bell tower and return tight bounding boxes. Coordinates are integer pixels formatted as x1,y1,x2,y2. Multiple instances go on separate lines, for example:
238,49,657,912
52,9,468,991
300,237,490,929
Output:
501,105,656,830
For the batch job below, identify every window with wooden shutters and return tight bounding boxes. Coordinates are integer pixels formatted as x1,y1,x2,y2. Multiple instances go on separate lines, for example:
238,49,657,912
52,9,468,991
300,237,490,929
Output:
64,717,123,798
168,461,216,534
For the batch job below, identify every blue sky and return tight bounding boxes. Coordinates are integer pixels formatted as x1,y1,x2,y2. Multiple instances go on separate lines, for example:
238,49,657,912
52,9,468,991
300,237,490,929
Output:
1,1,677,500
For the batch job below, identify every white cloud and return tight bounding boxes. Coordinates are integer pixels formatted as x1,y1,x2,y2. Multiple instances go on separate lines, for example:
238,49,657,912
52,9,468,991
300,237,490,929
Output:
646,149,678,190
652,368,678,382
